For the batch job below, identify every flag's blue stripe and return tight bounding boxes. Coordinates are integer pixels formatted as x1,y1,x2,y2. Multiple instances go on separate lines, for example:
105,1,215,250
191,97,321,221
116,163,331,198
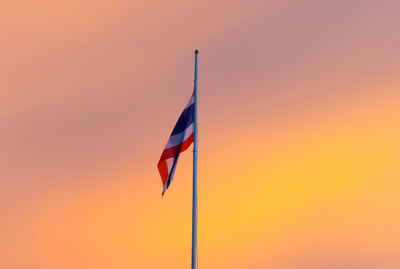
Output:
171,103,194,135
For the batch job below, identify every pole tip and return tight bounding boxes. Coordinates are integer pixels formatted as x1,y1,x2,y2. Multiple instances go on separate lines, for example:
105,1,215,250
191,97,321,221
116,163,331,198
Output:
195,49,199,54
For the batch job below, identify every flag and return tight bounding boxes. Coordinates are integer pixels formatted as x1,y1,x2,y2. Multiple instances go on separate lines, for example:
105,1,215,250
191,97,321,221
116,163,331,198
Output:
158,92,195,195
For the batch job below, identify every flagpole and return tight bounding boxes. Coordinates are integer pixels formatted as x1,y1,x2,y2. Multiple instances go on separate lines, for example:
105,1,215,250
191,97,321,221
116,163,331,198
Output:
191,49,199,269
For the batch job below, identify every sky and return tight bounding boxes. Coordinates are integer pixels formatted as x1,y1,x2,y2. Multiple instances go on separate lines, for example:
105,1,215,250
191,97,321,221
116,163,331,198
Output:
1,0,400,268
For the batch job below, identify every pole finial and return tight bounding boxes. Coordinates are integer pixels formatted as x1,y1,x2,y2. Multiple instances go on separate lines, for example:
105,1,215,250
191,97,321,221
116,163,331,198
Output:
195,49,199,54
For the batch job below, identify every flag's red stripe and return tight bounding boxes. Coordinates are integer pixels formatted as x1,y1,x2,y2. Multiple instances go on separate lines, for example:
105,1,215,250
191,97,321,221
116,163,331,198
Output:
159,133,194,161
157,159,169,185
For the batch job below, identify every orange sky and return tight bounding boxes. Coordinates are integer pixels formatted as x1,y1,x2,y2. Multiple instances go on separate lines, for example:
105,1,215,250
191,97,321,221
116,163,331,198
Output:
1,1,400,268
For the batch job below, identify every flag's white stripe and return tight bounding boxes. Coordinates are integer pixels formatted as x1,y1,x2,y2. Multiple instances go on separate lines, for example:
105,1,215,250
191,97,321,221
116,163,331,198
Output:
162,158,174,194
162,157,178,194
184,95,194,109
166,158,174,173
165,123,194,149
169,158,178,182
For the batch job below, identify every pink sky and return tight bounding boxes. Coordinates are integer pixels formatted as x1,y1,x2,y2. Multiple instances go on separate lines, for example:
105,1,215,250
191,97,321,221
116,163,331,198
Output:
1,0,400,268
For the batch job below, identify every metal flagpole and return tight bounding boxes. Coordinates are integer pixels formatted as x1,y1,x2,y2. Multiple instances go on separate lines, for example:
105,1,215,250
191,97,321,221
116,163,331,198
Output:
191,49,199,269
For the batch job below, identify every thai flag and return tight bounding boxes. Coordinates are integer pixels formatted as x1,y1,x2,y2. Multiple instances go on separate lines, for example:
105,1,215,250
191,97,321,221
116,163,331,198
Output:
158,92,195,196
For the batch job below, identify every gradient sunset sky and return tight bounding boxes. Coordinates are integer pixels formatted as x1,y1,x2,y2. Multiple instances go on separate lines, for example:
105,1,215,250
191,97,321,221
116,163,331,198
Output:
1,0,400,268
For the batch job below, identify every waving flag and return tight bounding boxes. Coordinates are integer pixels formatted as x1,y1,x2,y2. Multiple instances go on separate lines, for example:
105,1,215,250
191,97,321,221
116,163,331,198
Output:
158,50,199,268
158,91,195,195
